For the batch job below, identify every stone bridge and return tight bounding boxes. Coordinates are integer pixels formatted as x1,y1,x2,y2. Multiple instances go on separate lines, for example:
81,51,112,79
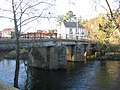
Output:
0,38,96,69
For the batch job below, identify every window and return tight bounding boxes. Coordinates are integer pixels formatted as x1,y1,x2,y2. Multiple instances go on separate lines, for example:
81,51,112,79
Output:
76,29,79,34
76,29,77,34
82,32,84,35
69,28,73,34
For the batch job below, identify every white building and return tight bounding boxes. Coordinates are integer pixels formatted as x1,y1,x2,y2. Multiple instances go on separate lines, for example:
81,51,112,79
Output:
1,28,15,38
57,21,88,39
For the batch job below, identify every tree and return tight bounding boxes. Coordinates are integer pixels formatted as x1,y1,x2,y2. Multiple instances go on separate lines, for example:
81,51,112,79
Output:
56,10,76,25
92,0,120,37
64,10,76,22
83,13,119,55
0,0,55,88
90,0,120,55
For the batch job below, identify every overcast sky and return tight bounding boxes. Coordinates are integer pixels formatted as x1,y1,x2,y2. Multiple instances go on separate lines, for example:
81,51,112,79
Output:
0,0,119,32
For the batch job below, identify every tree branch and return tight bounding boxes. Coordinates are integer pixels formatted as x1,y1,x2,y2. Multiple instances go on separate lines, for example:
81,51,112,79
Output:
92,0,109,12
18,7,48,27
105,0,119,33
14,0,24,11
0,16,13,20
17,1,54,24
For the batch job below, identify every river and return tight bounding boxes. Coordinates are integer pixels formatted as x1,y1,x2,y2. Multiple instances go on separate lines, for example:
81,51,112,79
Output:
0,59,120,90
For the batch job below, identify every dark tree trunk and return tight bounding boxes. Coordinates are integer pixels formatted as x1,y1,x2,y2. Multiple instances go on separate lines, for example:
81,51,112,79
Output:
14,33,20,88
12,0,20,88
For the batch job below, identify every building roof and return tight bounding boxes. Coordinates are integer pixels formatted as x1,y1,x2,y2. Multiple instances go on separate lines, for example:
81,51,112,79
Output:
64,22,84,28
2,28,12,32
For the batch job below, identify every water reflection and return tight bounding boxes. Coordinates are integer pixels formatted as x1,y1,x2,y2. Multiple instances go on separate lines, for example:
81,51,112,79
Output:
1,60,120,90
0,59,26,89
28,61,100,90
93,61,120,90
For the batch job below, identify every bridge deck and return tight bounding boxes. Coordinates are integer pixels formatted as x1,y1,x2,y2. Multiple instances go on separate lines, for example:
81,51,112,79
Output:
0,38,92,50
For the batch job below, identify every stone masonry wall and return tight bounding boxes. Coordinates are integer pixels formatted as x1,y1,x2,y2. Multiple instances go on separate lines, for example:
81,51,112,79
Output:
49,45,67,69
29,45,67,69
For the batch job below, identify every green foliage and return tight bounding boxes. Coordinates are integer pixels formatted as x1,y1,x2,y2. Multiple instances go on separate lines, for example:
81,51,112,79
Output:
20,48,28,54
56,10,77,24
83,10,120,53
97,30,106,44
64,11,76,22
98,17,113,40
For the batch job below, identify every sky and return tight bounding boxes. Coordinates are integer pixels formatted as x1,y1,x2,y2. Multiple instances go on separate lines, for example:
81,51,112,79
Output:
0,0,119,32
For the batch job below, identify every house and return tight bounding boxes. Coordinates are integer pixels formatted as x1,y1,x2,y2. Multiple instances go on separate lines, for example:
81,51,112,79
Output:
1,28,15,38
57,21,88,39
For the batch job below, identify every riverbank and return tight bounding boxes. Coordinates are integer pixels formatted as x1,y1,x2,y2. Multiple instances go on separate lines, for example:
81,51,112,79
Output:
0,82,19,90
96,52,120,60
100,53,120,60
86,52,120,60
0,49,28,59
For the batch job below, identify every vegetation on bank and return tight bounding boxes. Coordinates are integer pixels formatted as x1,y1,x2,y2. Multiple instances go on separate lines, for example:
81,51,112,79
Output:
86,44,120,60
0,49,28,59
82,8,120,60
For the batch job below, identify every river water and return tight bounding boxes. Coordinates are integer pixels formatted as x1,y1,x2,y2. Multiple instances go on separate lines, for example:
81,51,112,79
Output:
0,59,120,90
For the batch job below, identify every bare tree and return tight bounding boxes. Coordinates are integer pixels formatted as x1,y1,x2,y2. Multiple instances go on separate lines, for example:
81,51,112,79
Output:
0,0,55,88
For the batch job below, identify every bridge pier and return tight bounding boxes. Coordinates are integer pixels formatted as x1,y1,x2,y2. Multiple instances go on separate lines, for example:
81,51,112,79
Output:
66,45,85,62
66,46,76,61
28,43,89,69
76,44,85,61
28,45,67,69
